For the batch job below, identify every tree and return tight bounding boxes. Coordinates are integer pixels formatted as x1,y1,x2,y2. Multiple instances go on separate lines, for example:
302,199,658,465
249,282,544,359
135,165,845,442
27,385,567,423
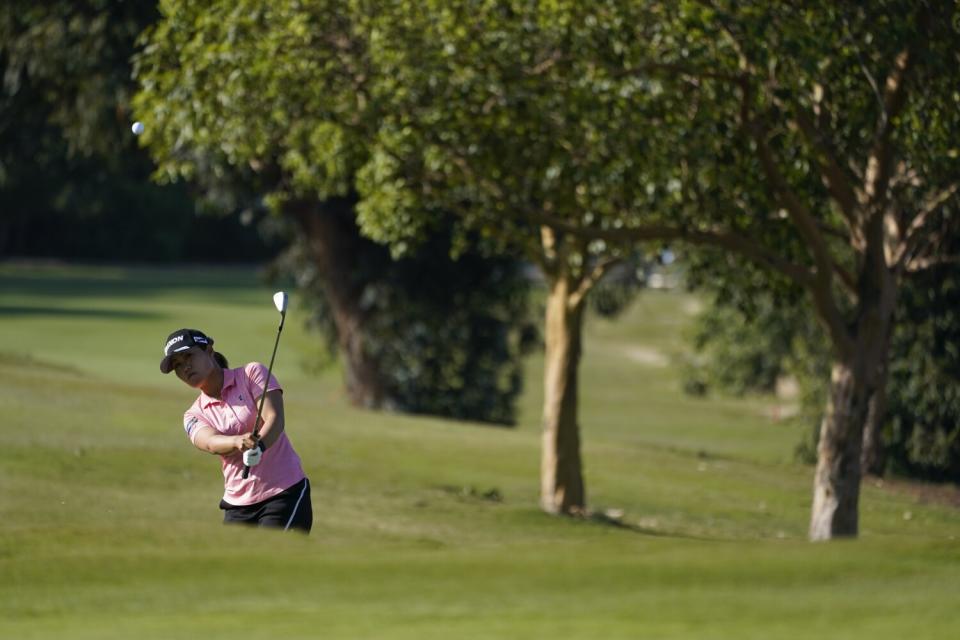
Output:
684,244,960,484
0,0,272,262
133,0,535,423
351,1,680,514
571,1,960,538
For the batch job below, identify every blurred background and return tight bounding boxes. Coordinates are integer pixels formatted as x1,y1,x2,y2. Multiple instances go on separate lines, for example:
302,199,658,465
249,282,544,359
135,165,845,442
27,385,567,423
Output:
2,2,958,638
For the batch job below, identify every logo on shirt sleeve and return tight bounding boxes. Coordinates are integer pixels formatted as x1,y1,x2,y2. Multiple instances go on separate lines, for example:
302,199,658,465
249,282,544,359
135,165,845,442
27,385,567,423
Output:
184,416,199,436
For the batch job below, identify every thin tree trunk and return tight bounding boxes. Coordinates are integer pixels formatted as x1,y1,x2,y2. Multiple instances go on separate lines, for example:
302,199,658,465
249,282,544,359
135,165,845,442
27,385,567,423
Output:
860,304,895,476
290,199,386,408
861,362,889,477
540,272,586,515
809,359,869,539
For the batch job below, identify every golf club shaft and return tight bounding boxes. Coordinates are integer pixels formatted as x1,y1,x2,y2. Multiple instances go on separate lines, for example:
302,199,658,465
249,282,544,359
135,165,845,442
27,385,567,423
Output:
242,314,285,479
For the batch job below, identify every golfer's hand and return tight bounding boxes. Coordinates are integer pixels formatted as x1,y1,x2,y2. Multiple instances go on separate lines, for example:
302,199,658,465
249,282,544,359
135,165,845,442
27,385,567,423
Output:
234,433,259,452
242,445,263,468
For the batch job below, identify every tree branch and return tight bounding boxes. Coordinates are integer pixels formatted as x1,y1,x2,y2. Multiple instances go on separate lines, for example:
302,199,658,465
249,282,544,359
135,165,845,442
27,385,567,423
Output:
905,254,960,273
738,78,854,354
530,212,814,290
746,112,837,282
856,49,885,119
893,181,960,269
816,218,850,242
780,92,862,232
863,44,917,206
830,260,857,297
568,257,621,311
539,223,560,279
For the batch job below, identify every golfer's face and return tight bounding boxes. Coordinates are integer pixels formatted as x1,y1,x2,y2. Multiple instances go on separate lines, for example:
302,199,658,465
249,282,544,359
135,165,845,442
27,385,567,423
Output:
171,347,216,387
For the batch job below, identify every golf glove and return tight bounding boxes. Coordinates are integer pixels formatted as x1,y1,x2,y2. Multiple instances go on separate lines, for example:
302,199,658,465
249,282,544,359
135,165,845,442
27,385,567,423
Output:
243,441,265,467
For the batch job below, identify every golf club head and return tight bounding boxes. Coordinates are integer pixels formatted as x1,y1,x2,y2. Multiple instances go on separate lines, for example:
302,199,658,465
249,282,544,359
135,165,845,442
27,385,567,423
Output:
273,291,289,315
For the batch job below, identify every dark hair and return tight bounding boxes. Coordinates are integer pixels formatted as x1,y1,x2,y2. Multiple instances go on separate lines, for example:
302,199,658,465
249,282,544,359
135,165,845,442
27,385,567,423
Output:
213,351,229,368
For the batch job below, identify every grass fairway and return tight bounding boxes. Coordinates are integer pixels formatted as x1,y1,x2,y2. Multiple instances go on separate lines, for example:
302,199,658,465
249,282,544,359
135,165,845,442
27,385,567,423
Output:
1,263,957,639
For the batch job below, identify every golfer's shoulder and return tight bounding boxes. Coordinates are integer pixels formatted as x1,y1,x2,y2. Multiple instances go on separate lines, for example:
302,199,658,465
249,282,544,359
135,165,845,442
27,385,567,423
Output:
182,397,209,434
239,361,268,379
241,361,282,391
184,395,204,415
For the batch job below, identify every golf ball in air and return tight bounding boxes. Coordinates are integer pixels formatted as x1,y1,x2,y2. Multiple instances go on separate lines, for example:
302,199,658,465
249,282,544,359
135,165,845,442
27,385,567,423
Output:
131,121,145,136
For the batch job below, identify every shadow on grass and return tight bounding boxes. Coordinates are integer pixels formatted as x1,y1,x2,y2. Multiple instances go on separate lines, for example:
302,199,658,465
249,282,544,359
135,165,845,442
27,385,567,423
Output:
0,351,85,375
434,484,504,503
0,305,160,320
0,265,280,304
432,485,715,541
585,510,716,540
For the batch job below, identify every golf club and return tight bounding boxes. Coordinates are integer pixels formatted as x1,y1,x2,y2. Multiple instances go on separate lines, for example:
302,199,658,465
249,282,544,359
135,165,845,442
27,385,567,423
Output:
242,291,289,480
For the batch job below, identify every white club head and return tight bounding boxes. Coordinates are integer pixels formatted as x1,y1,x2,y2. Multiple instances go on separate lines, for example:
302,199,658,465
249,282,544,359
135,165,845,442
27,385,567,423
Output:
273,291,289,315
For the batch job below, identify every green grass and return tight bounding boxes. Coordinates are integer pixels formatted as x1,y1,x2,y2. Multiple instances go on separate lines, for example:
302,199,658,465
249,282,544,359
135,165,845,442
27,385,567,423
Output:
1,262,957,639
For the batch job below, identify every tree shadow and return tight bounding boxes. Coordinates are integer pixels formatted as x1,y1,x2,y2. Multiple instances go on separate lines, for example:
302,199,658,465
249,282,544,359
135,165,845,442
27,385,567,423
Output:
586,510,715,541
0,305,159,320
0,266,278,303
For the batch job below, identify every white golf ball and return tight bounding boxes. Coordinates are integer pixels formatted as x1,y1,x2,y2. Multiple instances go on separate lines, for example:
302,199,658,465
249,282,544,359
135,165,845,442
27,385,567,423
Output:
131,121,145,136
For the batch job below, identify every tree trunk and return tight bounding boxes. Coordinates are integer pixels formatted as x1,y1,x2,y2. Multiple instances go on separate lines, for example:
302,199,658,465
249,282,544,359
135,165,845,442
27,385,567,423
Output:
861,363,889,477
810,265,896,540
290,199,386,408
860,307,894,476
809,359,869,540
540,272,586,515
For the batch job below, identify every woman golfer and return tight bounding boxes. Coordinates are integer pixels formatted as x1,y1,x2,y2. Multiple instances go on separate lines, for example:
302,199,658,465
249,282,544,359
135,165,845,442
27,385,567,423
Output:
160,328,312,533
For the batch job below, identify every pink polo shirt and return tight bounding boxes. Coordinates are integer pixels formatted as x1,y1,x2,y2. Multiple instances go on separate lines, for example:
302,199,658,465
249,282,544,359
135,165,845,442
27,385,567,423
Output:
182,363,305,506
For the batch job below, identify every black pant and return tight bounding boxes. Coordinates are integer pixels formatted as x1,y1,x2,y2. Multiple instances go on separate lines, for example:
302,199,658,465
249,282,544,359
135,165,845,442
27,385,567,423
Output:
220,477,313,533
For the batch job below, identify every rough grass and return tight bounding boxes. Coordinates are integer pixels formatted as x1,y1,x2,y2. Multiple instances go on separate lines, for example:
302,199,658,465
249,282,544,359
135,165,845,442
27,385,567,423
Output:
1,262,957,639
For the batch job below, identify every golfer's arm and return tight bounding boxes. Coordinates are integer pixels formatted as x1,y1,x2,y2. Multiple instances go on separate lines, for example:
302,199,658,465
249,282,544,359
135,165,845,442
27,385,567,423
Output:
191,426,242,456
255,390,285,450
